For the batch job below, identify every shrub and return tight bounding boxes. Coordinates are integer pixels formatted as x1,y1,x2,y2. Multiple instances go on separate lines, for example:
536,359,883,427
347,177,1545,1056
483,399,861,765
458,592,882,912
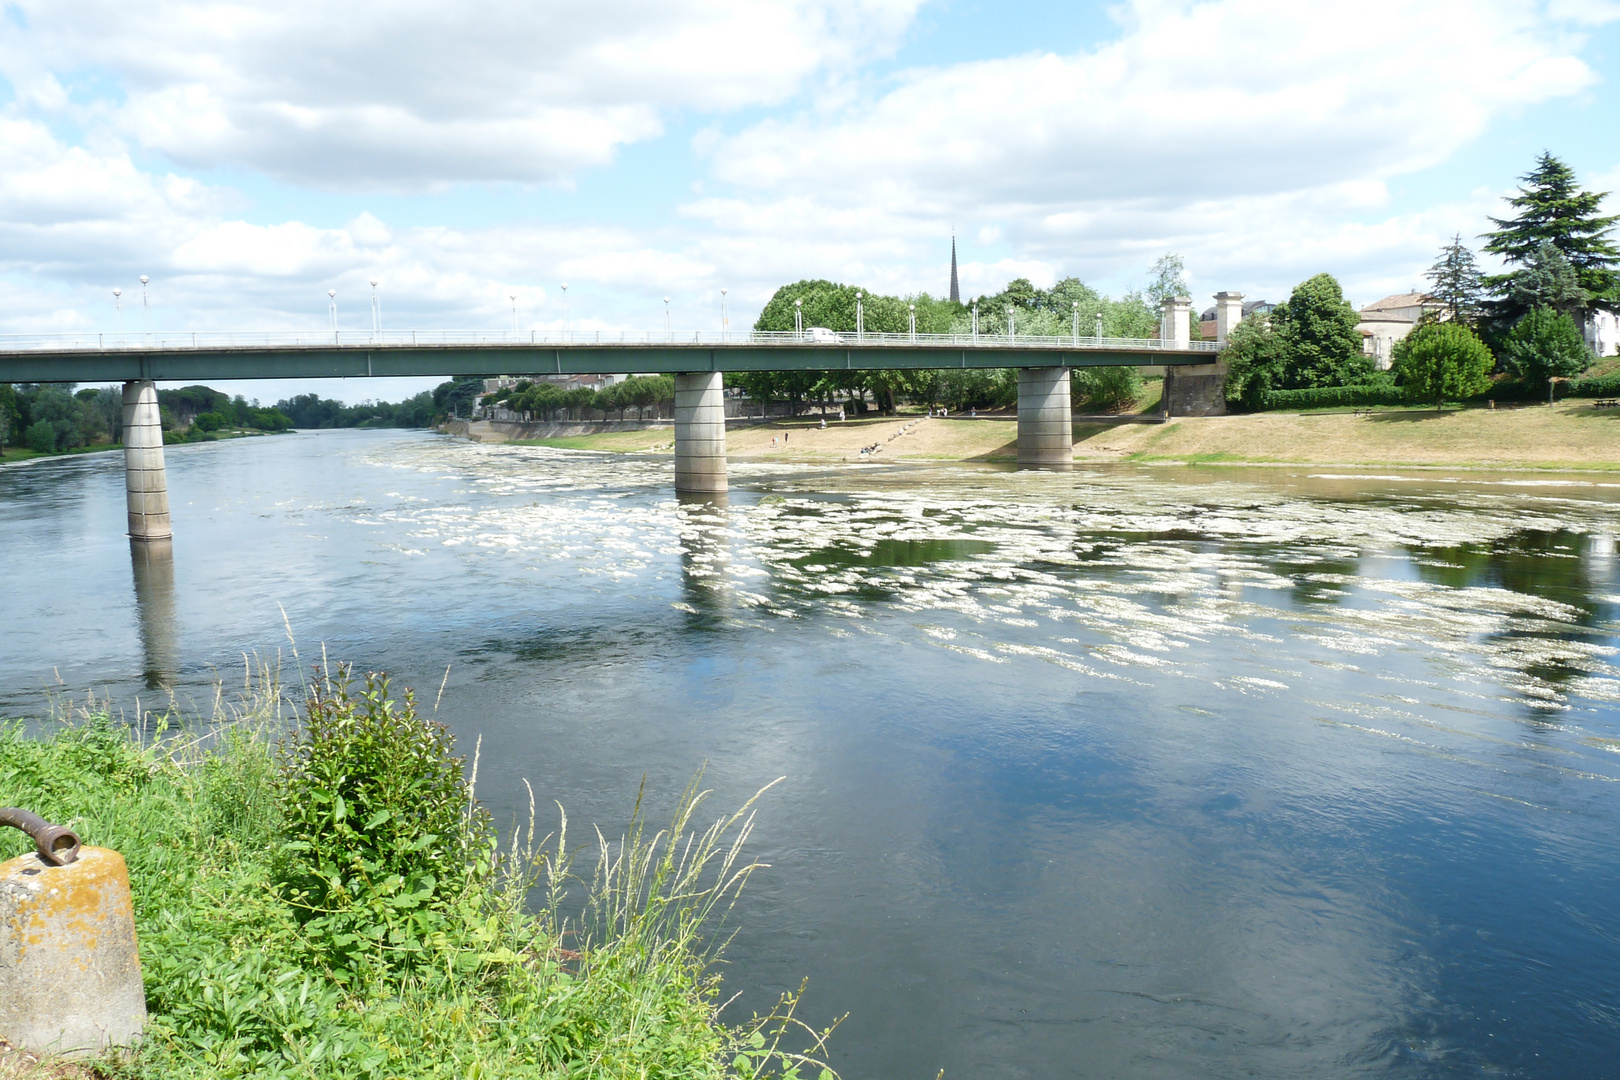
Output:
24,419,56,453
1074,366,1142,410
275,668,493,977
1565,373,1620,398
193,411,225,432
1391,322,1495,410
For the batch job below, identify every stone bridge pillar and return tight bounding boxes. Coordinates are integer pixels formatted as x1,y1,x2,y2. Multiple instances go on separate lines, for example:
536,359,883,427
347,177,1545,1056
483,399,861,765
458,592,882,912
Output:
1016,367,1072,469
674,372,727,493
121,380,171,541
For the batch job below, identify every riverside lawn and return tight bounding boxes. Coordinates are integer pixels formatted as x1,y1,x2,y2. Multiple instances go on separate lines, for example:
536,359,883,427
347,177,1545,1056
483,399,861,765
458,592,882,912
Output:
0,662,834,1080
467,400,1620,471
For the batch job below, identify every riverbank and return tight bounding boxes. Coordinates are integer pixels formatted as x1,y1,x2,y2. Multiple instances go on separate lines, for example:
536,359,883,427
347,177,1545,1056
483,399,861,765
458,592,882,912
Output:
456,401,1620,471
0,668,824,1079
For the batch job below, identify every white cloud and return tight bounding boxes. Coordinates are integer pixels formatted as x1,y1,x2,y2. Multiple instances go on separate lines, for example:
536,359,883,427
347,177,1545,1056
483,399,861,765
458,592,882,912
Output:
3,0,924,190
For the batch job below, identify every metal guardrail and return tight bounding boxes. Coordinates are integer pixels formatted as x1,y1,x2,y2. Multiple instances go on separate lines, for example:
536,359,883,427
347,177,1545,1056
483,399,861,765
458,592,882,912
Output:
0,329,1224,354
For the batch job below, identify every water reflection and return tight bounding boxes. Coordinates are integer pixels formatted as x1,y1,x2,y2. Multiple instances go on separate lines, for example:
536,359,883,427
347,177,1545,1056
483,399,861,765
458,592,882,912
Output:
128,537,178,689
676,491,731,618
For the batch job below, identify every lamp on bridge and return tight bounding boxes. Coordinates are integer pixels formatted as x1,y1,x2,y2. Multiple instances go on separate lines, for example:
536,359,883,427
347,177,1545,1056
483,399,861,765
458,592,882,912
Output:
794,298,802,339
856,292,864,340
720,287,728,339
509,293,518,333
560,283,569,341
1072,301,1080,344
370,279,381,339
664,297,671,339
112,288,123,336
139,276,149,338
328,289,337,335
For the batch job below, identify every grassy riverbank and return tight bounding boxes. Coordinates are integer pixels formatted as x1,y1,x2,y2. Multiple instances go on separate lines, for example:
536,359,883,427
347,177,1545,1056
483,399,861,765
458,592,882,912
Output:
475,400,1620,471
0,667,829,1079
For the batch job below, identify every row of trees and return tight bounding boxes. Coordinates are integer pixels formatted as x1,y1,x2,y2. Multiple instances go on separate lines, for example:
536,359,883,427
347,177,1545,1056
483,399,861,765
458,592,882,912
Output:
0,383,124,454
1226,152,1616,411
739,274,1167,414
484,374,677,423
274,391,438,429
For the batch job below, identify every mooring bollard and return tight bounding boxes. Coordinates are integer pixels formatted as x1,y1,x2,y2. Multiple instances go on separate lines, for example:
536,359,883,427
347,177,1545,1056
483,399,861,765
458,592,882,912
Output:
0,809,146,1057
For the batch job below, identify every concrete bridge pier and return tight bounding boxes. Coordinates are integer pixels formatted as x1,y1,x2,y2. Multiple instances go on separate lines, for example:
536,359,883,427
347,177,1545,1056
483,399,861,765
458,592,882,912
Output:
121,380,172,541
674,372,727,494
1016,367,1073,469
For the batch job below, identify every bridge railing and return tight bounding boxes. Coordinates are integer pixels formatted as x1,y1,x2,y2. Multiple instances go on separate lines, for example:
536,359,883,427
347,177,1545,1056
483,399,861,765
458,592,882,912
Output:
0,329,1224,354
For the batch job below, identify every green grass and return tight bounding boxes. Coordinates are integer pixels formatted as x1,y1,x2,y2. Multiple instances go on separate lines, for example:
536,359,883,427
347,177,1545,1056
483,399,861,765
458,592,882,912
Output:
0,443,121,464
0,665,834,1079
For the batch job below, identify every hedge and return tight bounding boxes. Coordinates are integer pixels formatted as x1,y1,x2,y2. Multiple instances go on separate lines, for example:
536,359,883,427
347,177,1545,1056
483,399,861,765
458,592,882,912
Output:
1564,374,1620,398
1257,385,1410,410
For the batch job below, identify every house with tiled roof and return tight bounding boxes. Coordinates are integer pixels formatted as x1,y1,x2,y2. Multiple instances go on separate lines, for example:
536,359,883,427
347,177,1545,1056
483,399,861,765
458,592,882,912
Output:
1356,293,1444,369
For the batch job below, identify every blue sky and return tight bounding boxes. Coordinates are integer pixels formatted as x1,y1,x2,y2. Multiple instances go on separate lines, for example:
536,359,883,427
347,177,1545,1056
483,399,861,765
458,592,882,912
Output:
1,0,1617,403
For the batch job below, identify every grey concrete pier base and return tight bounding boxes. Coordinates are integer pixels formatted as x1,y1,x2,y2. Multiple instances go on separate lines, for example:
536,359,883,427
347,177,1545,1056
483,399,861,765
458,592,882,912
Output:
1016,367,1073,469
674,372,727,494
121,380,172,541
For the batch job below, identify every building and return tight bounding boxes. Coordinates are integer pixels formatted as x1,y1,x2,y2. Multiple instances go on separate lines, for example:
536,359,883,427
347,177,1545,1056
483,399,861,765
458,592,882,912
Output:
1586,309,1619,357
1197,299,1273,340
1355,293,1444,370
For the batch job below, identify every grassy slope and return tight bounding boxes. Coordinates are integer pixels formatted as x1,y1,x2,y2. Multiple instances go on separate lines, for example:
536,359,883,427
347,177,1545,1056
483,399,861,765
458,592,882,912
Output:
0,680,824,1080
491,402,1620,471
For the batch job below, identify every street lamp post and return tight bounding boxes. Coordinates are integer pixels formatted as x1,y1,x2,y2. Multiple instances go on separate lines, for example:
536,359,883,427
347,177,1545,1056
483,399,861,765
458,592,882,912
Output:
1072,301,1079,344
720,287,728,340
1095,312,1103,343
1007,305,1015,345
113,288,123,337
510,293,518,333
140,275,150,339
972,303,978,342
794,298,802,339
908,303,916,342
664,297,671,339
328,290,337,339
856,293,864,341
370,279,380,340
560,283,569,341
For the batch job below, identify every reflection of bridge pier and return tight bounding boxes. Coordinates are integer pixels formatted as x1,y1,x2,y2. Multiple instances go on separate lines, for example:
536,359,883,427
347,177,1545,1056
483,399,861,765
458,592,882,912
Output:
129,536,179,689
676,492,730,614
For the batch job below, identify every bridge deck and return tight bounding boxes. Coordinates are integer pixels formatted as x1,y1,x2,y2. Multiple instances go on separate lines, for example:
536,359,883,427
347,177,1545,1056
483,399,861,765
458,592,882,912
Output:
0,330,1224,383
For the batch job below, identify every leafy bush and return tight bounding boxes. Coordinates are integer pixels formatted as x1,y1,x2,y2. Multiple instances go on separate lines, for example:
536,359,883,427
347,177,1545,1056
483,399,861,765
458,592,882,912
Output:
1390,322,1495,410
193,411,225,432
24,419,56,453
275,668,493,977
1074,366,1142,410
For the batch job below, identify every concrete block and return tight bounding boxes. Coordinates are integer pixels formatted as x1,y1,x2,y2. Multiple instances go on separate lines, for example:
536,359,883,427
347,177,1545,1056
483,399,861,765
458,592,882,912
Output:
0,848,146,1057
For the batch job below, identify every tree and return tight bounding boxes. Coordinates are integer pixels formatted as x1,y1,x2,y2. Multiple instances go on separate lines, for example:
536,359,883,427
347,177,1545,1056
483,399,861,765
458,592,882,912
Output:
1425,235,1485,323
1271,273,1372,388
1391,322,1495,411
1221,313,1289,409
1500,307,1592,391
0,384,21,447
1146,254,1188,304
1483,152,1620,316
1506,241,1589,316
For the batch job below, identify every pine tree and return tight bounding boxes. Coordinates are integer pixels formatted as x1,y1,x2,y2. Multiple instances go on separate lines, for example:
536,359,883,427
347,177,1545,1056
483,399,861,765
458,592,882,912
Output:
1482,152,1619,314
1424,234,1485,323
1506,241,1588,315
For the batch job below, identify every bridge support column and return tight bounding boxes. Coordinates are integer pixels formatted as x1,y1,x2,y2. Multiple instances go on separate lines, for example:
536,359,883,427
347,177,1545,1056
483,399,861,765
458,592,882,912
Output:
674,372,727,494
1016,367,1072,469
122,380,171,541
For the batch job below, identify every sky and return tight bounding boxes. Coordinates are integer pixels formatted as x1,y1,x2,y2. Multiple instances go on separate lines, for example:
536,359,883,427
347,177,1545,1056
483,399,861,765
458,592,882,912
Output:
2,0,1619,404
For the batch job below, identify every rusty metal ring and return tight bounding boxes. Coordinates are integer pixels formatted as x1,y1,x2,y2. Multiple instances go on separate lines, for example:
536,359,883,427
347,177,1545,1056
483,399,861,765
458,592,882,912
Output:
0,808,82,866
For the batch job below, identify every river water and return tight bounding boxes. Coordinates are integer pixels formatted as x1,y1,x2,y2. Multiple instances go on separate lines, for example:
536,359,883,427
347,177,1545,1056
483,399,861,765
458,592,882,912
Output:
4,428,1620,1078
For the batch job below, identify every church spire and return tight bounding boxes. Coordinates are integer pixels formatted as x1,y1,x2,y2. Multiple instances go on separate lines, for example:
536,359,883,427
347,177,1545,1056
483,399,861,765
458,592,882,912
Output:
949,234,960,304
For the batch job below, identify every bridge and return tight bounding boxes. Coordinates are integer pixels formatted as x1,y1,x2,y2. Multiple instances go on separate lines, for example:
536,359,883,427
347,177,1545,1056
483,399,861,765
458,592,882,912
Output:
0,291,1239,542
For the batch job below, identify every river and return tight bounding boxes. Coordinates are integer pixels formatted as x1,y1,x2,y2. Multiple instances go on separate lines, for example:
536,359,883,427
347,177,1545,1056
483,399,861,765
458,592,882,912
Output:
4,427,1619,1079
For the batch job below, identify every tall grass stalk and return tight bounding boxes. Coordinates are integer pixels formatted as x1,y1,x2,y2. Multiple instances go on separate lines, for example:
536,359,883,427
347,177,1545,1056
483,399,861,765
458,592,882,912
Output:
0,658,837,1079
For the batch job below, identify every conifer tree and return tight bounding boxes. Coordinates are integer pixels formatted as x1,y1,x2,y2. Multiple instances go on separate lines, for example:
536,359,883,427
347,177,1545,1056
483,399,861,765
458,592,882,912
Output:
1424,234,1485,323
1482,152,1619,317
